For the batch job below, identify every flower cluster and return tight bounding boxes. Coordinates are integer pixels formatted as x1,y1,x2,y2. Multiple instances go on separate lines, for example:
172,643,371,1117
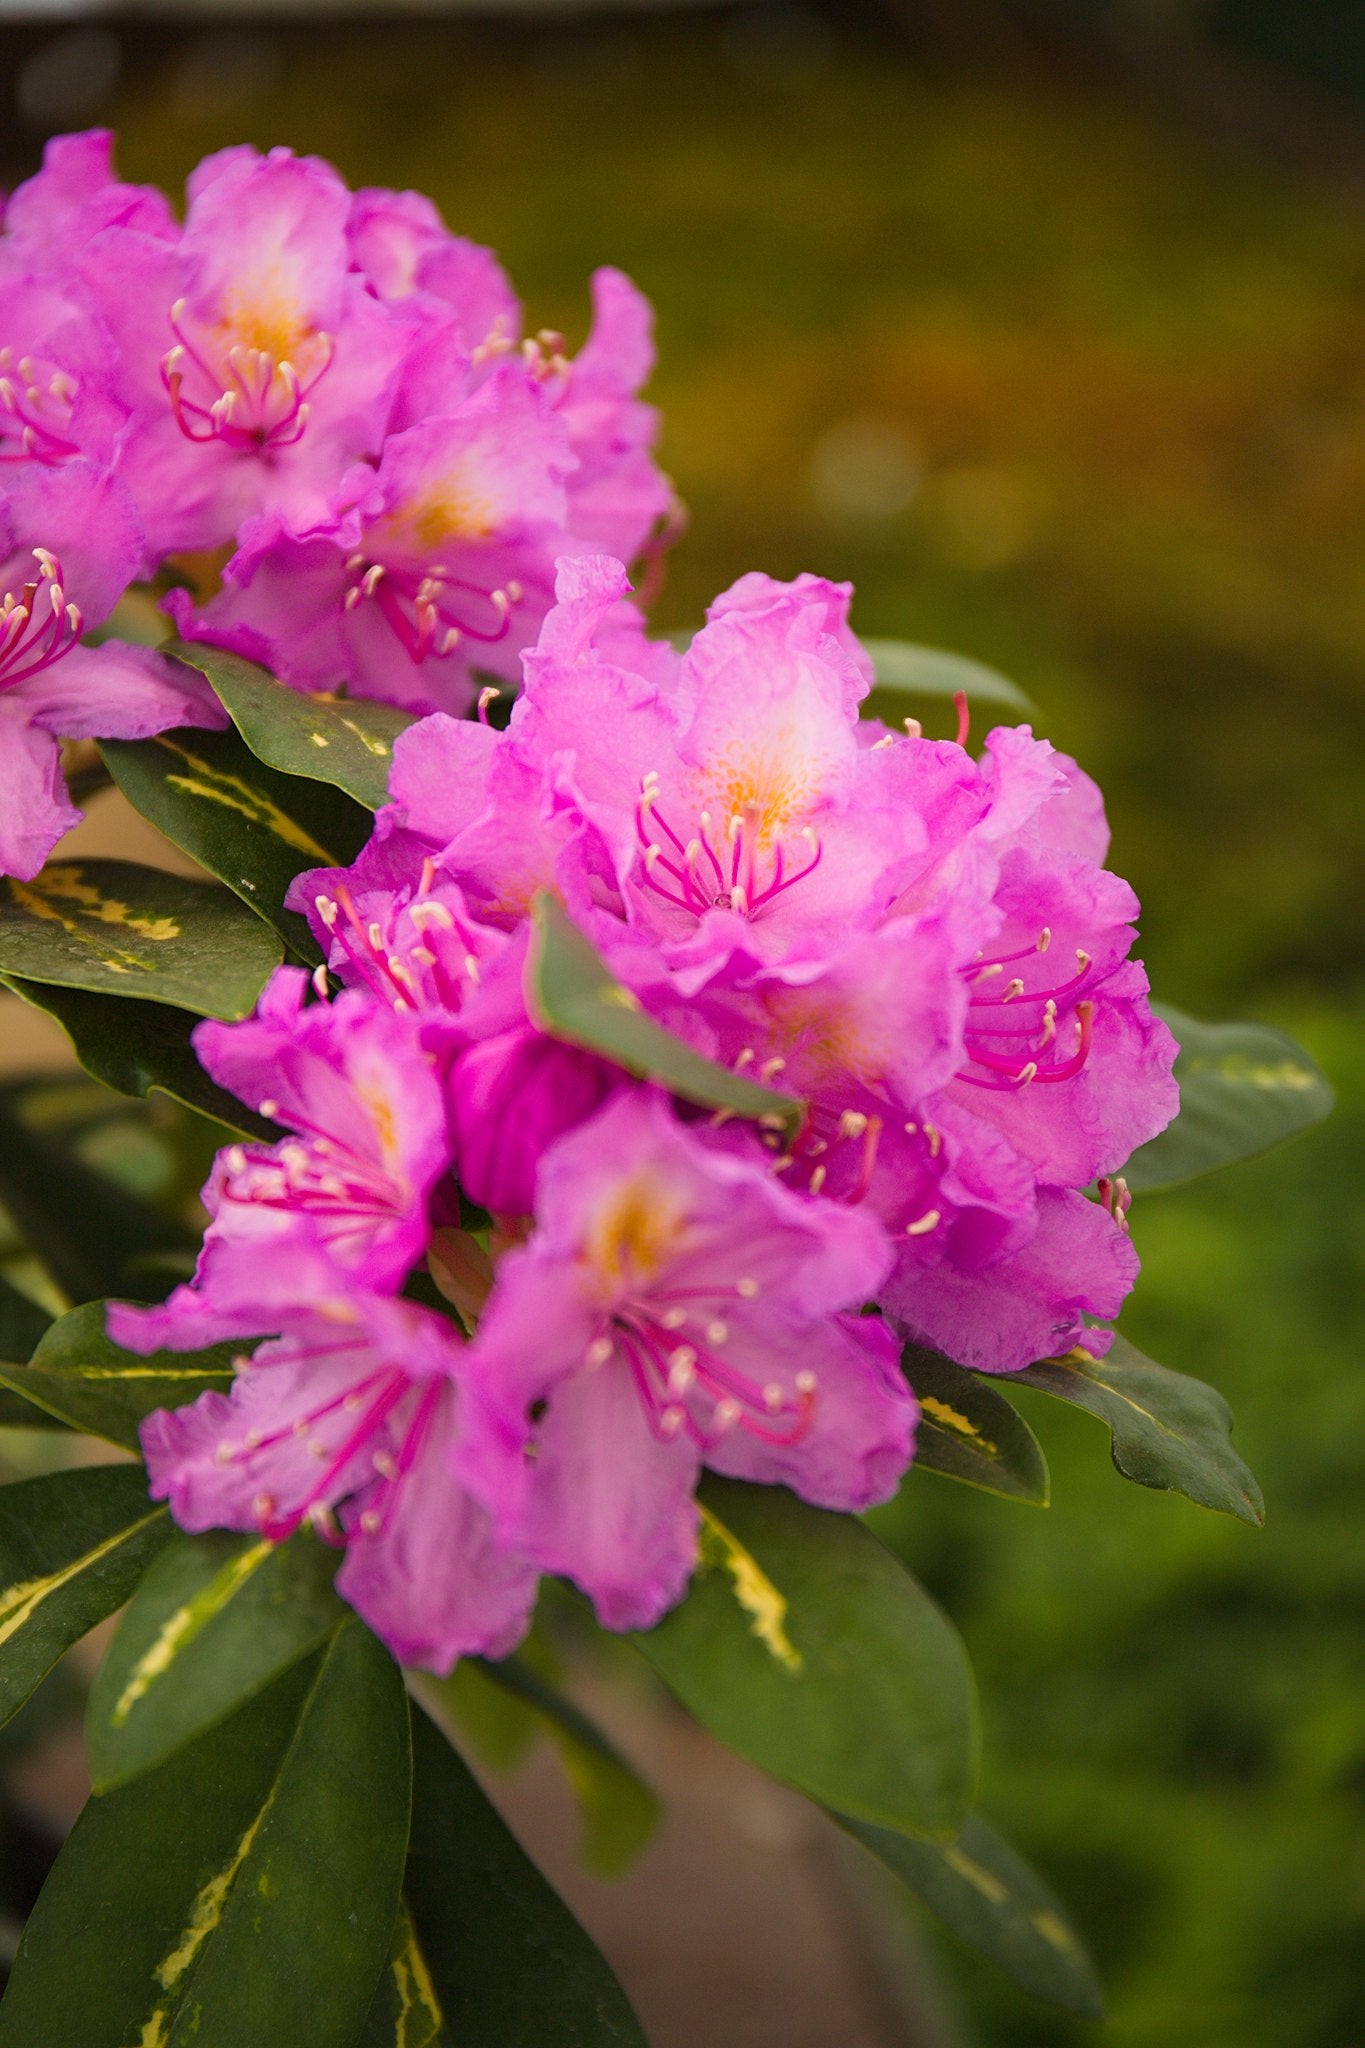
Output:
0,131,673,877
113,552,1177,1669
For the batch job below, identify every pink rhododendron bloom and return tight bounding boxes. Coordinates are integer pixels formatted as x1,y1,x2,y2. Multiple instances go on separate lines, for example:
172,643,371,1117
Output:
352,551,1176,1375
168,364,576,714
0,460,223,879
129,1271,535,1671
0,129,174,263
464,1089,913,1629
78,144,412,553
112,967,452,1353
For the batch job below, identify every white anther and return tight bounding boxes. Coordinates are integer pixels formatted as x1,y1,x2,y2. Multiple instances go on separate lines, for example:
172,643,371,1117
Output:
903,716,922,738
736,1277,759,1298
794,1370,818,1395
360,1510,382,1535
763,1383,785,1413
705,1320,729,1346
225,1146,248,1174
259,1099,280,1120
924,1122,941,1157
1002,977,1025,1002
585,1335,614,1369
905,1208,941,1237
407,900,455,931
758,1056,786,1082
312,964,330,998
373,1451,399,1480
668,1356,696,1395
1037,926,1051,951
660,1405,686,1437
839,1111,869,1140
658,1305,688,1330
809,1165,827,1195
713,1398,742,1433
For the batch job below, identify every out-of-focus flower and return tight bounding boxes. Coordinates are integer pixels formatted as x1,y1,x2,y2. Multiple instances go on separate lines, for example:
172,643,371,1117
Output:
0,460,223,879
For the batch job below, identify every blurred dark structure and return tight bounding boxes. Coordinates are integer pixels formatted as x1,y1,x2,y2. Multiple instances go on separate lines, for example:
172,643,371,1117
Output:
2,5,1363,2045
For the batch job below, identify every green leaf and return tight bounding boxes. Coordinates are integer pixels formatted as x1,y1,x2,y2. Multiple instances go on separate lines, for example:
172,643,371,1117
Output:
357,1905,453,2048
1123,1003,1334,1194
361,1705,647,2048
0,1466,171,1729
0,1300,236,1451
632,1475,976,1837
902,1343,1049,1503
0,858,282,1019
0,1622,410,2048
170,641,412,810
528,893,804,1141
862,639,1034,713
435,1656,541,1771
87,1528,347,1790
0,1096,193,1304
101,727,371,965
1008,1333,1264,1525
473,1655,660,1876
1,976,277,1140
0,1271,50,1364
839,1809,1104,2018
0,1274,61,1428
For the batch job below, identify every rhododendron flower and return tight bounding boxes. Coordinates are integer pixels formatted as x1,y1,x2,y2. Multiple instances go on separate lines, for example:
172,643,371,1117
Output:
464,1089,914,1629
78,144,412,553
111,968,452,1354
125,1269,535,1671
348,551,1177,1376
167,364,576,714
0,461,223,879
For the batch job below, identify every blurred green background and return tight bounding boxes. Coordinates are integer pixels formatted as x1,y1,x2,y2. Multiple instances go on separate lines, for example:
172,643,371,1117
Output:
2,5,1362,2042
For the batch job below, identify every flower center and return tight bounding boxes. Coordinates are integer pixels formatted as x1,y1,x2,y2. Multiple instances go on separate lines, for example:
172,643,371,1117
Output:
340,554,522,664
595,1278,818,1452
0,348,80,465
959,927,1096,1091
313,865,489,1014
634,775,822,921
162,296,334,452
0,550,82,691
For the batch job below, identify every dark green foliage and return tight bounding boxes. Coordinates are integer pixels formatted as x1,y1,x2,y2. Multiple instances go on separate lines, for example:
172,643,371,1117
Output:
0,1095,193,1305
839,1809,1104,2017
169,643,413,810
1008,1333,1264,1525
101,726,372,964
0,1467,171,1729
0,1301,236,1450
633,1475,977,1838
1125,1005,1335,1193
87,1529,347,1790
0,1625,410,2048
359,1706,647,2048
0,858,281,1018
903,1344,1050,1503
1,977,276,1139
529,893,802,1138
